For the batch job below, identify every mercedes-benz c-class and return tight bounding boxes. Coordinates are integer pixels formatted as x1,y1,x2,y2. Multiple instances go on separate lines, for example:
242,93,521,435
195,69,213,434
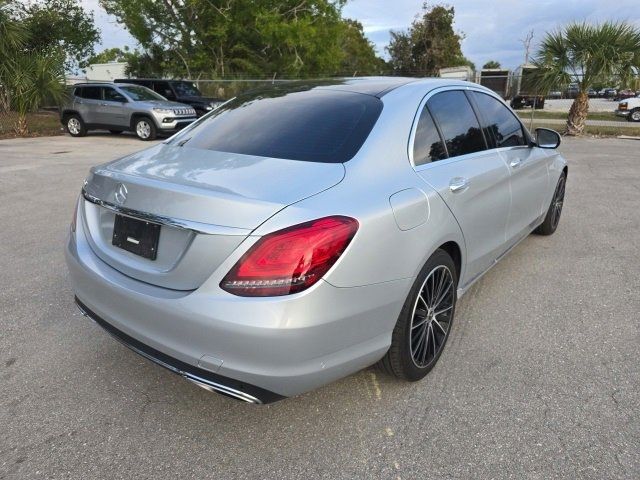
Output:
66,78,567,403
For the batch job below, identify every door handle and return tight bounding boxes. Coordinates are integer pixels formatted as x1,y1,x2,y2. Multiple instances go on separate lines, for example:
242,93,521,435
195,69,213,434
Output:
510,158,522,168
449,177,470,193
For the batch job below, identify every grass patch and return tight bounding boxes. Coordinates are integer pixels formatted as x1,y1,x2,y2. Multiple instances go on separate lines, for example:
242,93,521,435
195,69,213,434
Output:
528,122,640,137
0,111,63,139
517,110,624,122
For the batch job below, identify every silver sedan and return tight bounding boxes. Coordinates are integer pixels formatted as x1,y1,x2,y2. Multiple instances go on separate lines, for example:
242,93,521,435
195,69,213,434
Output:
66,77,567,403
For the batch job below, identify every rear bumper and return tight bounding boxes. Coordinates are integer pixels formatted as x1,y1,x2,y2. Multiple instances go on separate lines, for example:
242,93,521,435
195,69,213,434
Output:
75,298,283,403
65,218,409,399
615,109,630,117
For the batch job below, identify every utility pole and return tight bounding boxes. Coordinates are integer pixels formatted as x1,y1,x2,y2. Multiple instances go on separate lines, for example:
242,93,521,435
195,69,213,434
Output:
521,30,534,65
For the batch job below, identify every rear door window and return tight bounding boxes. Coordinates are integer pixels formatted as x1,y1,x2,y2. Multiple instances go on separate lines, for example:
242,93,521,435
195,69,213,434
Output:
180,88,383,163
79,86,101,100
471,92,526,148
412,106,447,166
153,81,175,99
427,90,486,158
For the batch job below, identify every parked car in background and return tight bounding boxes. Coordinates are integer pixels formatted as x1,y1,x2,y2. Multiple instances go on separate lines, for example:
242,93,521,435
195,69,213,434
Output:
60,83,197,140
616,96,640,121
547,90,562,99
614,89,636,101
510,64,545,109
66,77,567,403
115,78,224,116
604,88,617,99
587,88,597,97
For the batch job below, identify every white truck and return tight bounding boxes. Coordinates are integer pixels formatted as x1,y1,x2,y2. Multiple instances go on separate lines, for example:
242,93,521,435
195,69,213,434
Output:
615,96,640,122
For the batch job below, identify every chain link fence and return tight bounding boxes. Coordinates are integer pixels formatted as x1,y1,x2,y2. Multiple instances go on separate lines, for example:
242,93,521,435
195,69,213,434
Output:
1,73,638,139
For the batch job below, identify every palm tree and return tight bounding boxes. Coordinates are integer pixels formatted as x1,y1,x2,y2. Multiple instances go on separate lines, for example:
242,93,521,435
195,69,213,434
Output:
0,0,66,135
5,51,66,135
533,22,640,135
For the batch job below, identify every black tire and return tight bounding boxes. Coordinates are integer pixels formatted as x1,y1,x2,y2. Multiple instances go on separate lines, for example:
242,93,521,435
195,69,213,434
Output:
378,249,457,381
628,109,640,122
109,129,123,134
133,117,157,140
535,172,566,235
65,114,86,137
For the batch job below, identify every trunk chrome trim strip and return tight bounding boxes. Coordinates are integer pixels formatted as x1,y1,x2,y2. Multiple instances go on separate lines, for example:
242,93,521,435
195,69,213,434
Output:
82,188,252,236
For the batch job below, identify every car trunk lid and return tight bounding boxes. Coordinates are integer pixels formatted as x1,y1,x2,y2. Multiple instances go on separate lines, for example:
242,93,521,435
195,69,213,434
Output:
81,143,345,290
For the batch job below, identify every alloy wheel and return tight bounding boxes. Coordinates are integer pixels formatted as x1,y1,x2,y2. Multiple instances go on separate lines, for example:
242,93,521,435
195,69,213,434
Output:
632,110,640,122
136,120,151,139
68,118,80,135
409,265,454,368
550,176,566,229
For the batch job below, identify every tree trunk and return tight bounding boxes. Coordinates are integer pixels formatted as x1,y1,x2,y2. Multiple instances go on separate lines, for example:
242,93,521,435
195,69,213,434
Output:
13,113,28,136
565,92,589,136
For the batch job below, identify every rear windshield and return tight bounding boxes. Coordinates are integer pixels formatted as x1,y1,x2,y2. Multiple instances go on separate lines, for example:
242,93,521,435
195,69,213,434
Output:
171,87,383,163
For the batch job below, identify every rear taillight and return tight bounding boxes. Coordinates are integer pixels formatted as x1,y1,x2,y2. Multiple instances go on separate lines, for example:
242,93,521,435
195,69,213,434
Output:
619,102,628,110
221,216,358,297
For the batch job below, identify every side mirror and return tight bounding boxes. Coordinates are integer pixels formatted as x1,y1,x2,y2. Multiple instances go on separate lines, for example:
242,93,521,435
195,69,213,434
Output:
535,128,561,149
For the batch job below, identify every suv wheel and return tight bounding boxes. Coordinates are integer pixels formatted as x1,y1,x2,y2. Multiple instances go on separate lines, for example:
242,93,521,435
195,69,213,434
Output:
134,117,157,140
66,114,86,137
629,109,640,122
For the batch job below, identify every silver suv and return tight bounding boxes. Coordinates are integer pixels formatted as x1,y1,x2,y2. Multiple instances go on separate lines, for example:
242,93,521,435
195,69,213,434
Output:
60,83,197,140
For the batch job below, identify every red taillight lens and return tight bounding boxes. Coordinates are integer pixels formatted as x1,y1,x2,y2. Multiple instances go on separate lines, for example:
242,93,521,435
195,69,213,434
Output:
221,216,359,297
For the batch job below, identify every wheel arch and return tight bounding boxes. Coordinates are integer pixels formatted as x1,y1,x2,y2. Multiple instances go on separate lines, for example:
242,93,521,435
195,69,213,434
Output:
61,109,80,121
130,112,156,129
438,241,462,282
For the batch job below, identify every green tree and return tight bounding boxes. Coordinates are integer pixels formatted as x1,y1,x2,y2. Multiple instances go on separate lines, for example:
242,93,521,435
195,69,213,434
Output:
482,60,501,69
100,0,382,78
13,0,100,72
533,21,640,135
100,0,381,78
0,0,66,134
339,19,387,75
386,3,472,76
86,46,133,65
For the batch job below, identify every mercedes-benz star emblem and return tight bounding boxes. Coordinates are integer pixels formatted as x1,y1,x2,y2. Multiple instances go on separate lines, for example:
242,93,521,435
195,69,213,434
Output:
114,183,128,205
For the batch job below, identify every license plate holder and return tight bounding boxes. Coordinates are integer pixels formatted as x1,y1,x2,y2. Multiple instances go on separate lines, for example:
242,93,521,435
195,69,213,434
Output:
112,214,161,260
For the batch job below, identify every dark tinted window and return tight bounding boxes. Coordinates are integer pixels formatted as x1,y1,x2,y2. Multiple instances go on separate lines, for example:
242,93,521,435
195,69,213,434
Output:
171,81,201,97
103,87,126,102
179,88,383,163
427,91,486,158
79,86,101,100
413,107,447,165
472,92,526,148
153,82,175,99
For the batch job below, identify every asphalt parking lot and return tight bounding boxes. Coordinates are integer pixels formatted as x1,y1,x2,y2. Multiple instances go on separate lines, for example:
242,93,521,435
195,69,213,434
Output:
1,133,639,479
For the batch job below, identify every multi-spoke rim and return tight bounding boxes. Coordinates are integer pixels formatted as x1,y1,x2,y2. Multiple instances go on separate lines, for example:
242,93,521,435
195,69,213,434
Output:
550,175,565,229
68,118,80,135
631,110,640,121
136,120,151,139
409,265,455,368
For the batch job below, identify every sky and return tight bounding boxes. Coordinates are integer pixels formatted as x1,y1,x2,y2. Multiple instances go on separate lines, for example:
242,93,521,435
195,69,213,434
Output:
88,0,640,71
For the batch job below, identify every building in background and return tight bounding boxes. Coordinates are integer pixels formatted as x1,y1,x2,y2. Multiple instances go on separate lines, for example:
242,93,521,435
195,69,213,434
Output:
85,62,128,82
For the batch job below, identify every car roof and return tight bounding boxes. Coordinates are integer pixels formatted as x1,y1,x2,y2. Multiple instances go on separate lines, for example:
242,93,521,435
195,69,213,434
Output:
231,77,479,98
70,82,140,88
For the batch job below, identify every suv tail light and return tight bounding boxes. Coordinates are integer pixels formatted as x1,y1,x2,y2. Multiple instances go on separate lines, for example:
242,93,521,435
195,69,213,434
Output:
221,216,358,297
